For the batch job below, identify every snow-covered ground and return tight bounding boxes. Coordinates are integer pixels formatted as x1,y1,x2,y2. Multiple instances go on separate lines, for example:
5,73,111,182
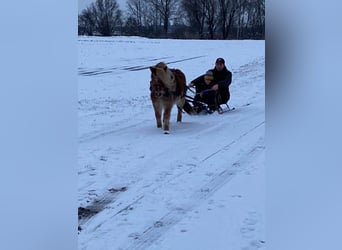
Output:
78,36,265,250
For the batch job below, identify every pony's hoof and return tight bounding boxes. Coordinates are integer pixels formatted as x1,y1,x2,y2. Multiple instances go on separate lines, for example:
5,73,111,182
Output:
164,130,170,134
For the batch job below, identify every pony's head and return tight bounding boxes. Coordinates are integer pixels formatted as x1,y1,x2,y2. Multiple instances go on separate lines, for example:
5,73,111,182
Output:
150,77,167,97
149,62,175,88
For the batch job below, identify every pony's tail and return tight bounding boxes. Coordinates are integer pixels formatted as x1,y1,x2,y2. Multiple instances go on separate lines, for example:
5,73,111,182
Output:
183,100,196,115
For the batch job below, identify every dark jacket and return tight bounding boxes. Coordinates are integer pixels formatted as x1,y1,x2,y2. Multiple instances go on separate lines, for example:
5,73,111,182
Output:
211,66,232,87
211,66,232,103
190,75,212,93
191,66,232,104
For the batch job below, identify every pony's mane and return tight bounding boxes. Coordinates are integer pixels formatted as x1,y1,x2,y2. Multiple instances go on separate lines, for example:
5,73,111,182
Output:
155,62,167,69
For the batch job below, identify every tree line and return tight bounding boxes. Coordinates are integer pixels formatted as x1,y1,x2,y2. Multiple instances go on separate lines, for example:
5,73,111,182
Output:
78,0,264,39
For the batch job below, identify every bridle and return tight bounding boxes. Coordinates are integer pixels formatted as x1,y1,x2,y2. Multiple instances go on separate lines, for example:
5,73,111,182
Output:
149,73,181,97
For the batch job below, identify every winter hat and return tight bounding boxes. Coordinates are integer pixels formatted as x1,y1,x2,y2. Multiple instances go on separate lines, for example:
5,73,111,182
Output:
204,70,214,81
215,57,225,64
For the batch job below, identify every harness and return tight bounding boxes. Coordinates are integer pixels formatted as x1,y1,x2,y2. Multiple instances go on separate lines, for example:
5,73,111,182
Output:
149,74,182,97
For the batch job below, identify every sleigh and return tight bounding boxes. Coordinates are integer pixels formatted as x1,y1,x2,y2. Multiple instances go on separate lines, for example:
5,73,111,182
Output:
185,86,234,114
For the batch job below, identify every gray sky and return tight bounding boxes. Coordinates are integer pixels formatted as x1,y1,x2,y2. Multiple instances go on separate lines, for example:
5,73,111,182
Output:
78,0,127,13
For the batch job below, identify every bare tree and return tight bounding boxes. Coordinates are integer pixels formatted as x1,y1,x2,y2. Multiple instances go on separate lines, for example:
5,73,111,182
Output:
181,0,206,38
78,6,96,35
91,0,122,36
126,0,144,32
234,0,245,39
79,0,264,39
235,0,264,39
217,0,238,39
204,0,219,39
126,0,158,36
148,0,179,36
254,0,265,37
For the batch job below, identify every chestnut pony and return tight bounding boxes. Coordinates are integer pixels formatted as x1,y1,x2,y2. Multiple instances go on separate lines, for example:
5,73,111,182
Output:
149,62,193,133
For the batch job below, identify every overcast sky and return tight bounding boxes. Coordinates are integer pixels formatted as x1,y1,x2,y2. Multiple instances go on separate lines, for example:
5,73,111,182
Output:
78,0,127,13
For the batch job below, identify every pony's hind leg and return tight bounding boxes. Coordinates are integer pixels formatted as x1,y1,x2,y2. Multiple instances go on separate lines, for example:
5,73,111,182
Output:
176,106,182,122
176,98,185,122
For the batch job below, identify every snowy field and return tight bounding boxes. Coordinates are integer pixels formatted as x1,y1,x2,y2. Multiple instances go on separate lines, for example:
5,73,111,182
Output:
78,36,265,250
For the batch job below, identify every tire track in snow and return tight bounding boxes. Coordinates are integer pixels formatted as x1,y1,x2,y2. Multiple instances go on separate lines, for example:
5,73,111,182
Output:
78,56,206,76
125,127,265,250
201,120,265,162
79,119,264,250
79,119,150,143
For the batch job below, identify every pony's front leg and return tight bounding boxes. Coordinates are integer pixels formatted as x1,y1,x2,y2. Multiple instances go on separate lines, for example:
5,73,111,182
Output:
152,103,162,128
155,112,162,128
163,106,172,133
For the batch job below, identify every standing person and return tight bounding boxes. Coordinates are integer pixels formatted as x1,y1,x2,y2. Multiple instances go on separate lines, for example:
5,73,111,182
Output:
188,57,232,112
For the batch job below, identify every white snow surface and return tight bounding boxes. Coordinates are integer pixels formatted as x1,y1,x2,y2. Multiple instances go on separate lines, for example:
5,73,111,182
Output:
78,36,265,250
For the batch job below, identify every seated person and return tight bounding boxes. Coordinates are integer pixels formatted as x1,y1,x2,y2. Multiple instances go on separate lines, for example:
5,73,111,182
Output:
188,70,215,113
188,58,232,112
